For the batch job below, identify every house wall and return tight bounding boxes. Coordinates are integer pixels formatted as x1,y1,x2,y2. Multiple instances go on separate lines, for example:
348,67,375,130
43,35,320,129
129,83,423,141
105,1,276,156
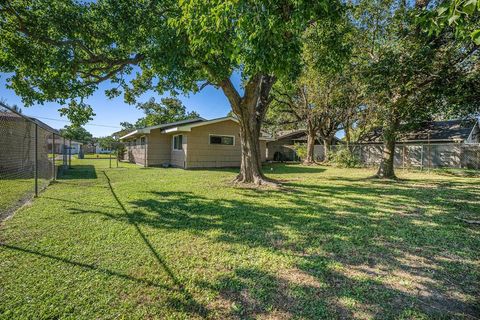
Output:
183,119,272,168
259,140,267,163
0,116,54,181
121,120,268,168
185,120,242,168
267,138,324,161
0,117,35,175
171,134,187,168
266,139,296,161
123,137,147,166
147,129,172,166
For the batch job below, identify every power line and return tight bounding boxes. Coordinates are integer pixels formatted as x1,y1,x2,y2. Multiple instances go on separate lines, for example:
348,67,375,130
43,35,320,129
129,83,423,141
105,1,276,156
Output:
26,115,121,129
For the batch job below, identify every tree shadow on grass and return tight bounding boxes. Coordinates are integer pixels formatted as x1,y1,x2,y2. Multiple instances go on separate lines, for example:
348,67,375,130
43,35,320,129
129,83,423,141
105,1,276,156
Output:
100,171,209,318
60,167,480,318
188,164,327,176
58,165,98,179
1,169,209,318
0,243,172,291
81,184,478,316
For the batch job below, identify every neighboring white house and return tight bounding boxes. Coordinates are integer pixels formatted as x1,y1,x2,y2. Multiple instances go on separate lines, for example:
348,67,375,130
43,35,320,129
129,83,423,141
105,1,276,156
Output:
47,136,83,154
94,142,112,154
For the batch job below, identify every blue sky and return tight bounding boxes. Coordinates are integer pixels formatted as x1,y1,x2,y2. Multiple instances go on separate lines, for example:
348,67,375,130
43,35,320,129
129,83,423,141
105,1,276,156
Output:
0,72,238,137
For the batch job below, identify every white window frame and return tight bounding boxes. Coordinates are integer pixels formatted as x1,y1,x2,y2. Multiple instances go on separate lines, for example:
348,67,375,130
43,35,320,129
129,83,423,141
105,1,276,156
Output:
173,134,183,151
209,134,235,146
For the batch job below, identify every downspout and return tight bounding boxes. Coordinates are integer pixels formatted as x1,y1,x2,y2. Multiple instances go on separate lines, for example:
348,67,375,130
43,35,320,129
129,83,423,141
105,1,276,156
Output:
144,135,148,168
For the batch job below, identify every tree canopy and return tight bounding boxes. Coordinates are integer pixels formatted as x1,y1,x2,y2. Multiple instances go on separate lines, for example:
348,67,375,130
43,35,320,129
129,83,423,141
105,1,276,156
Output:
1,0,478,182
58,125,93,144
121,97,200,129
0,0,340,184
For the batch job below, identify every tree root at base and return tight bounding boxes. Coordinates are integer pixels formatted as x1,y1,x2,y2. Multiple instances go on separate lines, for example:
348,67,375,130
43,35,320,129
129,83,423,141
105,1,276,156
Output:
232,175,281,188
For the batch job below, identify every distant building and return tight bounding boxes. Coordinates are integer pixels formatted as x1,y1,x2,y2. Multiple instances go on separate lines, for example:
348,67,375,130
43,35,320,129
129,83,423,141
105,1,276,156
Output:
266,130,341,161
361,120,480,145
120,117,272,168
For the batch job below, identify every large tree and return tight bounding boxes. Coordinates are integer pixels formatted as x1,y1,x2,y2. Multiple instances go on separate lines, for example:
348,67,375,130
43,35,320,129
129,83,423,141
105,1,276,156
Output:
268,16,356,164
270,81,322,165
122,97,200,129
0,0,339,185
355,0,479,178
59,125,93,144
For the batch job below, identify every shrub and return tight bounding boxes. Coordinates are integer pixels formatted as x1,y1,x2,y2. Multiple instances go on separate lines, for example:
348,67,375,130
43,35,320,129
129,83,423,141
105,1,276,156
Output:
292,143,307,162
331,147,360,168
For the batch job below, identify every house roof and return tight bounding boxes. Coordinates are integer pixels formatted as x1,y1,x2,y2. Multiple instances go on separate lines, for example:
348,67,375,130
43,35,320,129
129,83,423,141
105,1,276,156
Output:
273,129,341,144
119,117,205,139
362,119,478,143
164,116,273,140
275,130,309,141
120,116,274,141
163,116,236,133
0,110,60,134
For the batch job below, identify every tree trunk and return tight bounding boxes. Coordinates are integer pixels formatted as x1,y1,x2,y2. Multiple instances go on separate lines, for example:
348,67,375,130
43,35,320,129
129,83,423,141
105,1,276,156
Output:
323,136,334,162
344,121,352,151
236,111,270,184
304,128,316,165
376,117,399,179
219,75,277,186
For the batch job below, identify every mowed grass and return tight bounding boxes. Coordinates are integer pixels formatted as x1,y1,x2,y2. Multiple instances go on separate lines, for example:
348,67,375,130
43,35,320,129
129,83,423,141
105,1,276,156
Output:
0,178,51,215
0,159,479,319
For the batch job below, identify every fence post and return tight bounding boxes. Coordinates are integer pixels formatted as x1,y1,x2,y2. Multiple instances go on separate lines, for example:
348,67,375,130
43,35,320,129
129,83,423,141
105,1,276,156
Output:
52,133,56,180
68,139,72,168
402,145,405,170
34,123,38,197
428,144,432,172
477,149,480,170
420,145,424,171
109,146,112,169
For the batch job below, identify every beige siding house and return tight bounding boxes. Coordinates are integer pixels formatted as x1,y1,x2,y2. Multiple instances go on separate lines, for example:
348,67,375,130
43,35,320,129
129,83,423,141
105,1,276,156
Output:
120,117,271,168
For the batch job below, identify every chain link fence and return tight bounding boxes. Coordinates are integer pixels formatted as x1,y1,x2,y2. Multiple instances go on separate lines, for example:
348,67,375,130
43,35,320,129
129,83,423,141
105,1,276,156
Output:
330,143,480,170
0,102,73,218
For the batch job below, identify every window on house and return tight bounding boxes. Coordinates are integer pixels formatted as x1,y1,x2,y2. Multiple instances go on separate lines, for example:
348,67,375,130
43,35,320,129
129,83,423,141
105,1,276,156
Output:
210,135,234,145
173,135,183,150
140,137,146,149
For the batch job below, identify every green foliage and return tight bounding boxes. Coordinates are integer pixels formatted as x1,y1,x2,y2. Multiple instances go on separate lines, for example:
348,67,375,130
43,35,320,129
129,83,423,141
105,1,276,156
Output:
291,143,308,160
0,0,339,118
417,0,480,44
58,125,93,144
134,97,200,128
355,0,479,140
331,147,360,168
58,101,95,127
97,136,116,150
267,12,362,142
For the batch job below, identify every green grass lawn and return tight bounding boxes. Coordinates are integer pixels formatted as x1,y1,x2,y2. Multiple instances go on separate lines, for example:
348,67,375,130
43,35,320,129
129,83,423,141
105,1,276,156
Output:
0,179,34,214
0,178,52,216
0,159,479,319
